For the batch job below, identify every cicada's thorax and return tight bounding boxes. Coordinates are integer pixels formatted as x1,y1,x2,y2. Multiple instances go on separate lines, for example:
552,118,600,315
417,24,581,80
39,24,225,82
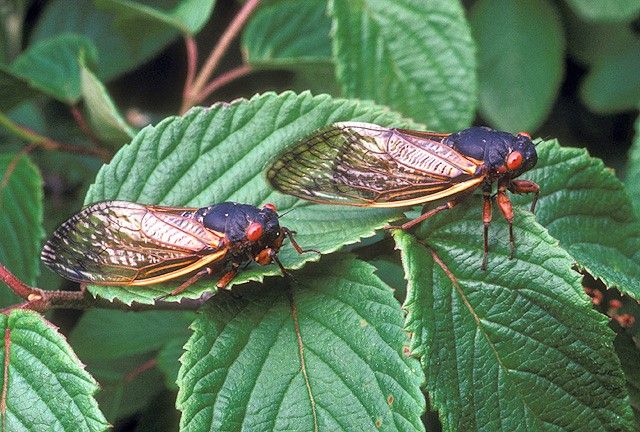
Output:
443,126,538,185
195,202,283,261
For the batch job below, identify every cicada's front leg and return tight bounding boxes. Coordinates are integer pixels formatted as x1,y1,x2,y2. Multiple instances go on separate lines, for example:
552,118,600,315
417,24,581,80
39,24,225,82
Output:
508,179,540,212
496,184,515,260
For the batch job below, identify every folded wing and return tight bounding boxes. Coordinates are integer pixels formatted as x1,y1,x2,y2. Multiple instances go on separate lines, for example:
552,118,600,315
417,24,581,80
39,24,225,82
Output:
41,201,226,285
267,122,485,207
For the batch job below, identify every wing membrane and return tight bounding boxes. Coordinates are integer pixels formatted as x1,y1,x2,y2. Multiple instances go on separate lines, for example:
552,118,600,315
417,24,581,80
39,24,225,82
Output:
41,201,226,285
267,122,485,207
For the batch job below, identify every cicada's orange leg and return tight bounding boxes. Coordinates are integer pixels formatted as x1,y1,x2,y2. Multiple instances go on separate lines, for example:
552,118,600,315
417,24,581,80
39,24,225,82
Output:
482,190,492,271
216,267,239,289
508,179,540,212
496,186,515,259
161,267,213,298
385,200,458,231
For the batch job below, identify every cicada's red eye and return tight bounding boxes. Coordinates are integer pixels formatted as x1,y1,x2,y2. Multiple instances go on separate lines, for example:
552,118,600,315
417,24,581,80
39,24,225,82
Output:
246,222,263,241
506,151,523,171
264,203,277,212
517,131,531,139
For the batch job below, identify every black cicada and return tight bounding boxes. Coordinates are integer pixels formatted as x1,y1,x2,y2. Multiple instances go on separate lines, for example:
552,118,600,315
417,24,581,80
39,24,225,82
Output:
267,122,540,269
41,201,311,296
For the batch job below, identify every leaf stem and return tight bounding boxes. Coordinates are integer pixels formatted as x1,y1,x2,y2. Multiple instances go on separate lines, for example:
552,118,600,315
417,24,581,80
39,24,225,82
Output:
0,263,211,313
124,358,157,383
180,35,198,114
69,105,103,148
198,64,252,103
0,111,113,161
184,0,261,109
0,144,35,191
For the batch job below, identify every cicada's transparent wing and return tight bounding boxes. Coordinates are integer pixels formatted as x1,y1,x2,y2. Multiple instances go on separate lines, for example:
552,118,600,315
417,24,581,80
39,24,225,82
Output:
267,122,486,207
41,201,227,286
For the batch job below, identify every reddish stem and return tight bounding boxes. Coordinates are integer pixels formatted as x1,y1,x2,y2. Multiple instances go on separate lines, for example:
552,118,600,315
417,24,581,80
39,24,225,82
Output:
185,0,261,110
181,35,198,114
197,64,252,104
0,263,38,300
0,113,112,162
0,144,35,191
125,358,157,383
69,105,103,148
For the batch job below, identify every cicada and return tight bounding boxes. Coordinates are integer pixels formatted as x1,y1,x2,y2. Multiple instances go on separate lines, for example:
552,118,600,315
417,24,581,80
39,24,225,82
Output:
267,122,540,269
41,201,312,296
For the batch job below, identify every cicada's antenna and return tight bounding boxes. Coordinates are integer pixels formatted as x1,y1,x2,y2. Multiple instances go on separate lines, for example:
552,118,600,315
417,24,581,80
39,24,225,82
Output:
534,135,552,146
278,206,297,219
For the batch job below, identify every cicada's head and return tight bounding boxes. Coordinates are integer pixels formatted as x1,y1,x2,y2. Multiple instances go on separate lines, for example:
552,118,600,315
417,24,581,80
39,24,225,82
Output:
497,131,538,179
246,203,286,266
445,127,538,181
200,202,280,250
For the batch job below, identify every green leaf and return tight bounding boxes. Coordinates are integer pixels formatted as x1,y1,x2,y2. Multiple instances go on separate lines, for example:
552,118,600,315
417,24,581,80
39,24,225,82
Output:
69,310,192,421
470,0,565,132
329,0,476,131
0,34,98,111
30,0,179,80
177,255,425,431
80,55,136,146
242,0,332,68
0,71,39,112
615,332,640,423
95,0,216,36
0,153,43,306
512,139,640,300
565,0,640,22
289,64,341,97
563,4,639,65
625,111,640,216
370,256,407,298
9,33,98,104
92,356,167,422
136,391,180,432
69,310,193,361
156,336,186,390
83,91,420,304
0,310,108,431
580,42,640,113
394,205,634,431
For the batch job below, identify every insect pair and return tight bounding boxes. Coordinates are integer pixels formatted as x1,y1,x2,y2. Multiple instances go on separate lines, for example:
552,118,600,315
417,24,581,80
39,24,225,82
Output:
42,122,539,296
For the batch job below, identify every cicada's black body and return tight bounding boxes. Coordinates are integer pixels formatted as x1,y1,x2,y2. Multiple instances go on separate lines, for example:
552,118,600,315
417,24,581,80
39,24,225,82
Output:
41,201,308,296
267,122,541,269
189,202,282,259
443,127,537,181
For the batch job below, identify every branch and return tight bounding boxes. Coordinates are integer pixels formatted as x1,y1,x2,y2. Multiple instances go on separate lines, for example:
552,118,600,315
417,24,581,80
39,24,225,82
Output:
0,263,212,314
184,0,261,110
0,111,112,162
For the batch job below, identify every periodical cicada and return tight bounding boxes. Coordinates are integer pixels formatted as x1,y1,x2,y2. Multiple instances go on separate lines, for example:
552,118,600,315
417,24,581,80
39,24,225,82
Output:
267,122,540,269
41,201,312,296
